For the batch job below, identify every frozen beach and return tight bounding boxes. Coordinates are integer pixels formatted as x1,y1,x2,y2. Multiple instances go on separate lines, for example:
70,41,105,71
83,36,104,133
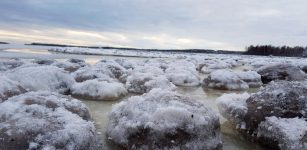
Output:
1,44,306,150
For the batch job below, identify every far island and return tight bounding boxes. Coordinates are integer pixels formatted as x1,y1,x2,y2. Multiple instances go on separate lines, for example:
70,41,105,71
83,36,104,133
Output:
0,42,9,44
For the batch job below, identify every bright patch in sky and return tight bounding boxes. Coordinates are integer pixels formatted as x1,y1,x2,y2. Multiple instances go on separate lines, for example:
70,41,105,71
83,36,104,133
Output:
0,0,307,50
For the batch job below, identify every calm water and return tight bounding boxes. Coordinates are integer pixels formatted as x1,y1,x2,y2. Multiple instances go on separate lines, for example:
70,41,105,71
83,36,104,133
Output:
0,44,267,150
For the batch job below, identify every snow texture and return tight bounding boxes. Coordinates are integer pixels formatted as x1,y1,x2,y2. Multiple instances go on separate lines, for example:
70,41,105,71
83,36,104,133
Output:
257,117,307,150
5,66,75,94
165,60,200,86
216,93,250,130
106,89,221,149
0,76,26,102
0,91,101,150
71,79,127,101
203,69,249,90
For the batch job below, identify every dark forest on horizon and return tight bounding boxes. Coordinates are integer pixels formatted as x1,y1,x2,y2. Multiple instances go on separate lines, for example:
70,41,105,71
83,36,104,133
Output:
244,45,307,57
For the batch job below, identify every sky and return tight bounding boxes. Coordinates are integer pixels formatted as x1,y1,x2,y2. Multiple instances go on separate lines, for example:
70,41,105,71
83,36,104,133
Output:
0,0,307,50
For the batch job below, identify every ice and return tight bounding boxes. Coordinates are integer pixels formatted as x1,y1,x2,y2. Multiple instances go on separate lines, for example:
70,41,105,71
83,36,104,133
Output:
5,66,74,94
0,76,26,102
125,72,176,94
257,117,307,150
257,64,306,84
236,71,262,88
203,69,249,90
72,60,126,82
71,79,127,101
0,59,25,72
106,89,221,149
0,91,101,150
165,60,200,86
216,93,250,130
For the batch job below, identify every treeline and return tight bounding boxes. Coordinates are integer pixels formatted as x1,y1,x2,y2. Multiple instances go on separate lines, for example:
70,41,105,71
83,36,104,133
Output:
245,45,307,57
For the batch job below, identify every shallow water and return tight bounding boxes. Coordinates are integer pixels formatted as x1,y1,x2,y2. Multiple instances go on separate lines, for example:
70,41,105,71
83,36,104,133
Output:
0,44,267,150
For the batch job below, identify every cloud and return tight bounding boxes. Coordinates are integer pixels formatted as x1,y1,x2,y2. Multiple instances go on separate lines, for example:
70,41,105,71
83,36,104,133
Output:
0,0,307,50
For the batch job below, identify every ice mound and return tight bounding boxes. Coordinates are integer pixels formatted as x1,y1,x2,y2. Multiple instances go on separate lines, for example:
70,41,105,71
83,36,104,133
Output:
0,59,24,72
73,60,126,82
0,76,26,102
54,59,86,73
217,93,250,130
257,64,306,84
6,66,74,94
257,117,307,150
217,81,307,149
245,81,307,134
106,89,221,149
199,60,232,74
71,79,127,101
165,60,200,86
203,69,249,90
236,71,262,88
0,91,101,150
125,72,176,94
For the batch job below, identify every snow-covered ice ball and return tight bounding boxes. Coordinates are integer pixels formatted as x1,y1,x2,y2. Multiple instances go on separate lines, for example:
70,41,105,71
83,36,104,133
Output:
203,69,249,90
106,89,221,149
216,93,250,130
0,91,101,150
125,73,176,94
236,71,262,88
73,60,126,82
165,60,200,86
245,81,307,134
71,79,127,101
0,59,24,72
257,64,306,84
54,61,83,73
257,117,307,150
5,66,75,94
0,76,26,102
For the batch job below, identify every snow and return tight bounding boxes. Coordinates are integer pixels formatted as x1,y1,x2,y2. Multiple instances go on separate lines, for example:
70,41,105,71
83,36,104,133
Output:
5,66,75,94
257,117,307,150
71,79,127,101
203,69,249,90
236,71,262,88
0,76,26,102
72,60,126,83
106,88,221,149
0,91,100,150
125,72,176,94
0,58,25,72
165,60,200,86
216,93,250,129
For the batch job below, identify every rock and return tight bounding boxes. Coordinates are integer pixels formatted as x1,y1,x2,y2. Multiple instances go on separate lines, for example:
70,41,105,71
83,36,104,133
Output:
71,79,127,101
106,89,221,149
257,117,307,150
0,91,101,150
257,64,306,84
203,69,249,90
5,66,75,94
0,76,26,102
125,73,176,94
245,81,307,134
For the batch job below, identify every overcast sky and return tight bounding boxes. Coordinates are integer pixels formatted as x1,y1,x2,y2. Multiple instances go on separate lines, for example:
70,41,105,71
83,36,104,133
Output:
0,0,306,50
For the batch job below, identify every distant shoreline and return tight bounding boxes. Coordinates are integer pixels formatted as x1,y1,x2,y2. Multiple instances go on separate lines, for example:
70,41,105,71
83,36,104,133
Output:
25,42,243,55
0,42,9,44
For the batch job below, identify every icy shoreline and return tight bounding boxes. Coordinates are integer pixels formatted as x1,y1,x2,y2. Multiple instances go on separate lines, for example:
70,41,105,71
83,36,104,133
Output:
1,51,307,149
